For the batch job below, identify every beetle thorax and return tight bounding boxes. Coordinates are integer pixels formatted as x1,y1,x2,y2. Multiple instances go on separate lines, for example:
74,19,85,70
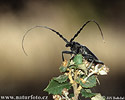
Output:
70,42,81,54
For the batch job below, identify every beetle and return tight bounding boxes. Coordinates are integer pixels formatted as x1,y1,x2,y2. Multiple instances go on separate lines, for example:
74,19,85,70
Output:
22,20,105,65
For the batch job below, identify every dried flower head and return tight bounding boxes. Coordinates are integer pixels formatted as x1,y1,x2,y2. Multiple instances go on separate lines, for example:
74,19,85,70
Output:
63,60,68,67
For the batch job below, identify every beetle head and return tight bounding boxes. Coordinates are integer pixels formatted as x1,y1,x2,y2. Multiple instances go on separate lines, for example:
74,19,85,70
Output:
65,41,80,48
65,42,73,47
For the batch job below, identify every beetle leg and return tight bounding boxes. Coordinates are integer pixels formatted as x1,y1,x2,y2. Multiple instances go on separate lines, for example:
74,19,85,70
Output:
88,60,94,70
94,59,104,65
62,51,74,61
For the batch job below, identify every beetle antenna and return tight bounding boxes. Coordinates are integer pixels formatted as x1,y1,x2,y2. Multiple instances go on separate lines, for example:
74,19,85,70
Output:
22,25,69,56
70,20,104,42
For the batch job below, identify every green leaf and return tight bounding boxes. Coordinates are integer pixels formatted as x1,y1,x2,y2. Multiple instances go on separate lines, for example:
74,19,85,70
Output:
78,64,87,75
73,54,83,65
69,65,77,69
91,93,105,100
81,89,96,98
59,66,67,73
53,75,68,83
44,79,71,95
76,75,97,88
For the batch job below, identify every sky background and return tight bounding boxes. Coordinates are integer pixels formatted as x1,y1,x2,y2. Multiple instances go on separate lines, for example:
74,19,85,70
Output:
0,0,125,99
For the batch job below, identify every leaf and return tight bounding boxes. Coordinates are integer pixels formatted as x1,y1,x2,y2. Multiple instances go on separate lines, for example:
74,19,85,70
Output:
78,64,87,75
59,66,67,73
69,60,75,66
81,89,96,98
44,79,71,95
83,75,97,88
76,75,97,88
73,54,83,65
69,65,77,69
53,75,68,83
91,93,105,100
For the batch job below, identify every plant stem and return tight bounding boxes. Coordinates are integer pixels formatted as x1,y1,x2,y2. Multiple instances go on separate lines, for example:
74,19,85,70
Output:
72,70,79,100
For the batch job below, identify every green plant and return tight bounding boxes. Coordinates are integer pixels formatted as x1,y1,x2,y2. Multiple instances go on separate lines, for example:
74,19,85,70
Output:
44,54,109,100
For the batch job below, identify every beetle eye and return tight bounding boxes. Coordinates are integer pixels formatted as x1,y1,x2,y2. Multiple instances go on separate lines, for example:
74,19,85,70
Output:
66,44,69,47
66,43,71,47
